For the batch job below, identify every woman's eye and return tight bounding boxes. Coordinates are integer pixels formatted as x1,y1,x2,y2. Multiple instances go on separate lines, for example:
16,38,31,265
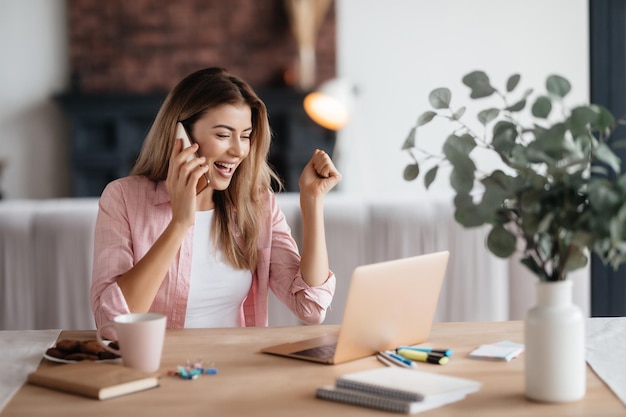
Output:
216,134,230,139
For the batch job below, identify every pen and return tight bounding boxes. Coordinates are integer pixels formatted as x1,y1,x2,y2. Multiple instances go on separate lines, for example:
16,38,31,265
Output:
376,353,396,368
396,348,449,365
396,346,454,357
377,351,418,369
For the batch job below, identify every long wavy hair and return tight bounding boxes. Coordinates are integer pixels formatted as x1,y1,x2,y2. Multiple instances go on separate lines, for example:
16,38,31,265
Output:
131,67,282,270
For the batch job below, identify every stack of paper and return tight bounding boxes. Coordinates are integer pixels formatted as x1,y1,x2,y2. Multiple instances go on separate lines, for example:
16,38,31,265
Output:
316,367,481,414
469,340,525,362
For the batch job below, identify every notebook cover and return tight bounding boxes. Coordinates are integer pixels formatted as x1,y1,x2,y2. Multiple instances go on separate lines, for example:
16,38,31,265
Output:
335,367,481,402
27,361,159,400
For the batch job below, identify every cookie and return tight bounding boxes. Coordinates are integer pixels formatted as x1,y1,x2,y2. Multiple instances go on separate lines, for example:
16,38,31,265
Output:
98,350,120,360
79,340,103,355
65,352,99,361
46,339,121,361
44,347,65,359
54,339,81,353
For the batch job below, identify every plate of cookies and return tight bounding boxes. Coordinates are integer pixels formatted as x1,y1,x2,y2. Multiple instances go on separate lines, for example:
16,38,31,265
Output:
44,339,121,363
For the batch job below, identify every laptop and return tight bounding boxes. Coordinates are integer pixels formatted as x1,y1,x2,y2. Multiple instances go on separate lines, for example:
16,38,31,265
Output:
261,250,449,365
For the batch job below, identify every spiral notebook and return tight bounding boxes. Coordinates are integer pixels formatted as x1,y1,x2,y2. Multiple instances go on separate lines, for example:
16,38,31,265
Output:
261,251,449,365
334,367,482,401
316,367,481,414
316,385,468,414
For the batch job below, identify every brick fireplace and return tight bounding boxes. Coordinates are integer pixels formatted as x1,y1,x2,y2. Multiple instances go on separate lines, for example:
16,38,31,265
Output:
59,0,336,196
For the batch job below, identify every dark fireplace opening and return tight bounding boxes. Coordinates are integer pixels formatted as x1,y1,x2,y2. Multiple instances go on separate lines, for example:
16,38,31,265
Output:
56,88,335,197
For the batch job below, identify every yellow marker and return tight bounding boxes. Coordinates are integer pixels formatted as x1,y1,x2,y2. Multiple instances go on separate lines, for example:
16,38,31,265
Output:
396,348,449,365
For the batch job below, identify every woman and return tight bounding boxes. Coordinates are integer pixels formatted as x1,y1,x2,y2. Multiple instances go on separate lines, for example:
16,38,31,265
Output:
90,67,341,330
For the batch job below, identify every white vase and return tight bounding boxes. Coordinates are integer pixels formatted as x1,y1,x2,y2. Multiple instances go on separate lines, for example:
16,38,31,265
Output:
524,279,586,402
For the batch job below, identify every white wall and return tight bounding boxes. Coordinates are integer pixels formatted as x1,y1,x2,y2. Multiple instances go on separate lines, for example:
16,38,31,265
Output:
335,0,589,197
0,0,589,201
0,0,69,199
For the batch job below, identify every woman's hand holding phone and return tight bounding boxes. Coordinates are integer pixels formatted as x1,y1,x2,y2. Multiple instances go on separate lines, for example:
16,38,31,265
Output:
166,123,211,227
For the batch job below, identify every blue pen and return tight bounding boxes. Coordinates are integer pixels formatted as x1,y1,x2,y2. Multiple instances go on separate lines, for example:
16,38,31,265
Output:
396,346,453,357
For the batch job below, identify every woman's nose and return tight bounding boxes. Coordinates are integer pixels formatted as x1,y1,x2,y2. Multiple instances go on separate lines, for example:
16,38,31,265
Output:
229,138,246,156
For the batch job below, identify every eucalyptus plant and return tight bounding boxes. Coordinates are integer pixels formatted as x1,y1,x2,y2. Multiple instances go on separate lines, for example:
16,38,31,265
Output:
402,70,626,281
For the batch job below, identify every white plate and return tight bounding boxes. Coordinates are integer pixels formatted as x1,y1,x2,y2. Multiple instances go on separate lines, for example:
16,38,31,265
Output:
43,340,121,364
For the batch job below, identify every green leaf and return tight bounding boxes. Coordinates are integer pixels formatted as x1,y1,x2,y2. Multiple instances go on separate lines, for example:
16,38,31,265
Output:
546,74,571,98
417,111,437,127
452,107,466,120
403,163,419,181
429,88,452,109
401,126,416,150
443,135,477,183
536,234,554,261
569,105,598,137
563,249,588,273
520,189,543,214
487,225,517,257
521,256,548,280
570,231,594,251
506,74,521,92
482,170,514,190
531,96,552,118
520,211,540,236
450,167,474,194
589,179,622,212
589,104,615,133
478,172,514,220
617,174,626,194
595,143,621,174
492,121,517,153
443,134,476,157
508,144,530,166
525,148,554,165
477,108,500,125
505,99,526,112
462,71,496,98
530,123,566,159
424,166,438,189
537,212,555,234
454,192,475,211
572,105,598,123
454,194,485,227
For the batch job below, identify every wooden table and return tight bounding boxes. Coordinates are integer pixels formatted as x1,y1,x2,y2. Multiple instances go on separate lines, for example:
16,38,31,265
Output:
3,321,624,416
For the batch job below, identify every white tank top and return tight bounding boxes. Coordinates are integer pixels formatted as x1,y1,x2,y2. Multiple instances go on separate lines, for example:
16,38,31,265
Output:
184,210,252,328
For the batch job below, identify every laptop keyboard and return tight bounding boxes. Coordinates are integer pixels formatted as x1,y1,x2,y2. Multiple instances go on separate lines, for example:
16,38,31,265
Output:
292,343,337,359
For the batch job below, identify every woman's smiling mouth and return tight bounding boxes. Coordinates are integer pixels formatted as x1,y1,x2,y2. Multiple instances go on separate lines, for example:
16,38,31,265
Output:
214,161,236,177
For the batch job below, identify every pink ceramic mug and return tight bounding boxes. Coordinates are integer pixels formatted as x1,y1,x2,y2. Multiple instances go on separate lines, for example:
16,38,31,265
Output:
96,313,166,373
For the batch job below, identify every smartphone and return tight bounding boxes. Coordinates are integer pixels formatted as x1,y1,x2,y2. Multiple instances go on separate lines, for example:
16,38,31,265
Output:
176,122,197,162
176,122,210,193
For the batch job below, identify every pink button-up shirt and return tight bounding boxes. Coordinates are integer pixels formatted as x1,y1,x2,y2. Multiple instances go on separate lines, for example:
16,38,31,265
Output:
90,175,336,330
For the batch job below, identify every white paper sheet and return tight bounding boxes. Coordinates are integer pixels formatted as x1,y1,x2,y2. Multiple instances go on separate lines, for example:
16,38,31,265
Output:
0,329,61,412
586,317,626,406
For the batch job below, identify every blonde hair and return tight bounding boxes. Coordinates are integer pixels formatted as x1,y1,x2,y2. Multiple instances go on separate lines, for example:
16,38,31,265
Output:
132,67,282,270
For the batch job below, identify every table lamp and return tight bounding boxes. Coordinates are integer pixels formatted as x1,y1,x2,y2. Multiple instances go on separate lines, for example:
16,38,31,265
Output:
303,78,355,131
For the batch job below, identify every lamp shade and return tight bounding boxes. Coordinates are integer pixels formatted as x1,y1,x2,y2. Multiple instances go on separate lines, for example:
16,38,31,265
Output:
304,78,354,130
